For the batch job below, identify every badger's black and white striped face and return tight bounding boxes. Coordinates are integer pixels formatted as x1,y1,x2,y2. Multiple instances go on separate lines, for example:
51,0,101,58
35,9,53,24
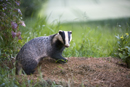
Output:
58,30,72,47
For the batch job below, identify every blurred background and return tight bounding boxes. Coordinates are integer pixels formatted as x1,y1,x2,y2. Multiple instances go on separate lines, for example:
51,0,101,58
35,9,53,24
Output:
0,0,130,59
40,0,130,23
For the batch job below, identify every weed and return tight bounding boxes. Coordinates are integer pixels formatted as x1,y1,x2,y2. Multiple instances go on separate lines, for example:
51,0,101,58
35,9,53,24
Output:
115,33,130,68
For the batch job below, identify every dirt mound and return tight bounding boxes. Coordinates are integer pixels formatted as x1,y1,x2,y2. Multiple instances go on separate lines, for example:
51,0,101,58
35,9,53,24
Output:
2,57,130,87
32,57,130,87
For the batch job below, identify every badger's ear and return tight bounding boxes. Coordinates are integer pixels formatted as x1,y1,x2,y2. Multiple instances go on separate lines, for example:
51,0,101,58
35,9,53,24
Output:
59,30,63,33
59,30,63,35
69,31,72,34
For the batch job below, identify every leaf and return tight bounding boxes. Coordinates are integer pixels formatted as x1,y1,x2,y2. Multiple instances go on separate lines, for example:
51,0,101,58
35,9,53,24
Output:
0,83,5,86
117,41,120,45
115,35,120,39
125,46,130,52
126,46,130,56
58,66,64,70
119,53,125,59
28,80,31,84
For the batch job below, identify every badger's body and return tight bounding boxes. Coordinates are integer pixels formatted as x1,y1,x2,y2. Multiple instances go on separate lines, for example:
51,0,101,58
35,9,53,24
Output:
15,30,72,75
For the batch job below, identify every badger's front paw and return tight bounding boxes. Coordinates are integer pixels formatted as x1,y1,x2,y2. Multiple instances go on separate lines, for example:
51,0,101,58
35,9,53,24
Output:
55,59,68,63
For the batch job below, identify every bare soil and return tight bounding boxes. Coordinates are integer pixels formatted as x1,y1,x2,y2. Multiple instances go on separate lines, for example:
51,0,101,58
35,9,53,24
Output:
2,57,130,87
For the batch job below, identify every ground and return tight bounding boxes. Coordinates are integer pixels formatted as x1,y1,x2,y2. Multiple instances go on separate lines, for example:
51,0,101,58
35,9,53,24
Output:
2,57,130,87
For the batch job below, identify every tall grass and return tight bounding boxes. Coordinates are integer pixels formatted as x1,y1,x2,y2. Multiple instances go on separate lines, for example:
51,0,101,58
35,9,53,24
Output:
21,17,130,58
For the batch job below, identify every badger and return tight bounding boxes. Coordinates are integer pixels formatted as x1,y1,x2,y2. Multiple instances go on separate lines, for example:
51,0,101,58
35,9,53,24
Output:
15,30,72,75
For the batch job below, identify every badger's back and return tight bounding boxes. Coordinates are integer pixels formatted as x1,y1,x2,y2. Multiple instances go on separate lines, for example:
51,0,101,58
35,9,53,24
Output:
16,35,53,62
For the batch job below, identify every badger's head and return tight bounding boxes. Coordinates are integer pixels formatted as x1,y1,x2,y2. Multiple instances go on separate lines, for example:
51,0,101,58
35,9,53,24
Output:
54,30,72,47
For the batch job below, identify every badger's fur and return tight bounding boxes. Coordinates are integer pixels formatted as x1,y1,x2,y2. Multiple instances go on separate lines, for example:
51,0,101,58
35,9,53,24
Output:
15,30,72,75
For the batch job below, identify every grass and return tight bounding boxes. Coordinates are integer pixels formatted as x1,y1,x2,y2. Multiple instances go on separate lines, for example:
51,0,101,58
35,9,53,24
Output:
20,17,130,58
0,17,130,86
0,59,58,87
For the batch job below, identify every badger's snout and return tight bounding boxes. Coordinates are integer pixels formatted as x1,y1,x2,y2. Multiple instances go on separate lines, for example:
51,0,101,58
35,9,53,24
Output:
65,44,70,47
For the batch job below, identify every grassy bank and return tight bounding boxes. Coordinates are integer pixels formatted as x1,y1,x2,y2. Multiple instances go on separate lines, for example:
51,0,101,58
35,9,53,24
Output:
0,17,130,86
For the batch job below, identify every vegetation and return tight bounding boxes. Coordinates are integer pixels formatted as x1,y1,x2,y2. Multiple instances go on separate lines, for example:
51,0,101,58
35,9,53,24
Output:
0,0,25,60
20,0,47,18
21,18,130,58
116,33,130,68
0,0,130,86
